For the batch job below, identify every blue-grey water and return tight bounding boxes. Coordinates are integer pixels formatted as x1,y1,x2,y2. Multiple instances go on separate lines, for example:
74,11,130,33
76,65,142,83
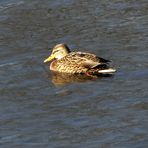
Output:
0,0,148,147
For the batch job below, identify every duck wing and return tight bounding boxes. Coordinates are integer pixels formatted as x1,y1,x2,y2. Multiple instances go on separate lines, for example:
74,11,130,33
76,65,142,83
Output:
69,52,110,69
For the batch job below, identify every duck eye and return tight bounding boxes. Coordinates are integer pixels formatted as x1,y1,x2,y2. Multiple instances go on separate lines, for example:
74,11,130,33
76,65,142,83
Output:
52,50,59,54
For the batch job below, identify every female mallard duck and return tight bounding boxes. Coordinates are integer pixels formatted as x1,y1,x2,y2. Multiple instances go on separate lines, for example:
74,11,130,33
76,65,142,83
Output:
44,44,116,75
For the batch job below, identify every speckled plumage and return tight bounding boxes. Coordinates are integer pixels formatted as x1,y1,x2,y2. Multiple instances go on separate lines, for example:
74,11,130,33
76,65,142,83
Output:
44,44,116,75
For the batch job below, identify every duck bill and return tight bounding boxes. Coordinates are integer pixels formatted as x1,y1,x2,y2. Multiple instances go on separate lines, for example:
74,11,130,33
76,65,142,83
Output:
44,54,55,63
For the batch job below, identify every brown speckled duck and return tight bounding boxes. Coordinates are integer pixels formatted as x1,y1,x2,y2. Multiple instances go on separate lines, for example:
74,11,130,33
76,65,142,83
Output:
44,44,116,75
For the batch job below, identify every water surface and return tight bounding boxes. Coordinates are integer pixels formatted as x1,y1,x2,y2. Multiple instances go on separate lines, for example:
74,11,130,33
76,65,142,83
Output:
0,0,148,147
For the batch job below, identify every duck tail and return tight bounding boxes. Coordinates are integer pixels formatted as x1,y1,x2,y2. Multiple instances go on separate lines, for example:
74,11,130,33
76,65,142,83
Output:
98,68,116,74
86,68,116,76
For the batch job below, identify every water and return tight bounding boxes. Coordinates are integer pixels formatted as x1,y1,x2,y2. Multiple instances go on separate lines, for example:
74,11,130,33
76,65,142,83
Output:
0,0,148,147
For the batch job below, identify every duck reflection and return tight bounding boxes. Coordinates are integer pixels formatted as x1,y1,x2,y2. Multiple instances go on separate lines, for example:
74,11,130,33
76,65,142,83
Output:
49,72,112,86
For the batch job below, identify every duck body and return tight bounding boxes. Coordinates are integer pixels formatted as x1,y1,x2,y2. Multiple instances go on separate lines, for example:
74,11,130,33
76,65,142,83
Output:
44,44,116,75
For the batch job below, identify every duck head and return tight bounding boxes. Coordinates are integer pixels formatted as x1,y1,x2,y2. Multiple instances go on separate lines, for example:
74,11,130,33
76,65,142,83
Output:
44,44,71,63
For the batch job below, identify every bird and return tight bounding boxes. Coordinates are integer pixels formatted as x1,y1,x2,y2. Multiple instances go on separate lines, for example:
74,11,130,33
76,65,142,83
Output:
44,43,116,76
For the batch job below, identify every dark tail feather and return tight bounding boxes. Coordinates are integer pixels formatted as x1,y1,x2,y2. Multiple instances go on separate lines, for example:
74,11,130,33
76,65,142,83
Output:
87,63,116,75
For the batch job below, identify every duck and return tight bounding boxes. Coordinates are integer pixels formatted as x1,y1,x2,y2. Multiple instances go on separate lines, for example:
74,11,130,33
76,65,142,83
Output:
44,43,116,75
